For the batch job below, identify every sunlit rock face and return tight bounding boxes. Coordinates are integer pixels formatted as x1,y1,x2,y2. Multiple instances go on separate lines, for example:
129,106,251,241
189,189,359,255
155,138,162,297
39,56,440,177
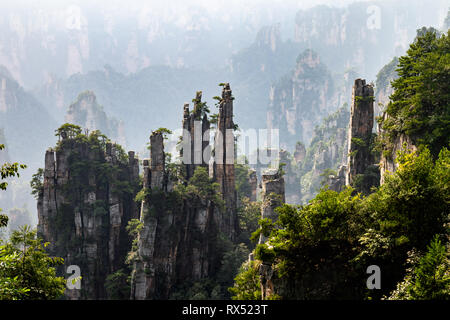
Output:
131,86,239,300
37,137,139,299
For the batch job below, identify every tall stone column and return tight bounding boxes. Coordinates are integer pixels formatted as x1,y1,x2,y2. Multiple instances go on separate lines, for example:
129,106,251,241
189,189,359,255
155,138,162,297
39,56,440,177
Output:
212,83,238,241
182,91,210,180
346,79,374,187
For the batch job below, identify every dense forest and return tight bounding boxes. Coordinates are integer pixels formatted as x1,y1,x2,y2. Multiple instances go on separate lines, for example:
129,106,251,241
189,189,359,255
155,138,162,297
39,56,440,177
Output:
0,1,449,301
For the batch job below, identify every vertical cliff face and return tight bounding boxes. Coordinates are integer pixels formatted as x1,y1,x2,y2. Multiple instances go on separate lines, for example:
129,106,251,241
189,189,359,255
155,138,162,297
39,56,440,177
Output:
182,91,210,180
247,169,258,202
295,106,349,202
378,118,417,185
345,79,379,193
257,168,285,300
65,91,126,147
37,130,139,299
131,85,240,300
267,49,343,149
375,57,417,185
375,57,398,115
212,83,238,241
131,131,177,300
279,150,301,204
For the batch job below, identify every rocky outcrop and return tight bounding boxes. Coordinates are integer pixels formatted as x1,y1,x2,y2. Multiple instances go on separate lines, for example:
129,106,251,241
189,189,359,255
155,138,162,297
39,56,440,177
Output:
326,165,347,192
257,168,285,299
267,49,336,149
65,91,126,147
266,49,355,151
37,131,139,299
296,106,349,202
279,150,301,204
182,91,210,179
212,83,238,241
131,85,240,300
345,79,376,192
378,120,417,185
293,1,439,79
258,169,285,244
293,142,306,163
375,57,398,114
248,169,258,202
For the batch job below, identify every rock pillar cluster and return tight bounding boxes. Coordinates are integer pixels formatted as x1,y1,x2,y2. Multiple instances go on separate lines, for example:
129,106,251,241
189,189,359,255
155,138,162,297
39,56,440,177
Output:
131,85,240,299
37,135,139,299
182,91,210,180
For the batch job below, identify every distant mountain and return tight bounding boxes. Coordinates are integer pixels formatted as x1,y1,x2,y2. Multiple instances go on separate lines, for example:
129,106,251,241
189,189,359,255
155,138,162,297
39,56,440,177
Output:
65,90,126,146
33,64,225,153
229,24,302,129
293,0,446,79
267,49,356,150
0,66,57,171
0,1,299,89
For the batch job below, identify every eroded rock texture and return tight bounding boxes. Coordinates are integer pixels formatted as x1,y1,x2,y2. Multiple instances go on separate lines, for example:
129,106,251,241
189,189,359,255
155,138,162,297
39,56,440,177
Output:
182,91,210,180
346,79,379,193
212,83,238,241
257,168,285,300
131,85,239,300
37,135,139,299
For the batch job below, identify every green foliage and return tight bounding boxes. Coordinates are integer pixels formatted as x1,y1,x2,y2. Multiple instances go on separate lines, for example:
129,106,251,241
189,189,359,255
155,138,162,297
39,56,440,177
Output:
0,226,66,300
228,260,261,300
30,168,44,199
105,268,131,299
379,29,450,158
235,163,253,201
355,95,375,104
232,146,449,299
125,219,143,265
153,127,173,139
319,168,337,187
0,144,26,228
55,123,82,140
177,167,224,209
209,113,219,125
237,198,261,249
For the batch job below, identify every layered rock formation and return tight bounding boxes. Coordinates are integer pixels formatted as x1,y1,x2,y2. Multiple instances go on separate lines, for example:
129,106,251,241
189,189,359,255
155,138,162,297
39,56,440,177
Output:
375,57,417,185
131,85,240,299
279,150,301,204
345,79,378,192
296,106,349,201
37,130,139,299
378,117,417,185
267,49,335,149
212,83,238,241
375,57,398,116
182,91,210,179
257,168,285,300
247,169,258,202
